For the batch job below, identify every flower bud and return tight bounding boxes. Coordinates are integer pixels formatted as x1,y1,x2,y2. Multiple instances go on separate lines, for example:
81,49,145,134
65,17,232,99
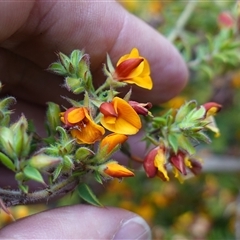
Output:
143,147,158,178
202,102,222,117
11,115,31,158
99,133,128,156
129,101,152,116
99,161,134,178
0,126,15,159
29,154,62,170
218,12,235,29
64,77,85,94
169,151,187,175
46,102,61,135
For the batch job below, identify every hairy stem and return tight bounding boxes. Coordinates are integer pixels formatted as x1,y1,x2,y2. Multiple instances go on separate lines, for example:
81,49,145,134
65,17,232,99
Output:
0,176,79,207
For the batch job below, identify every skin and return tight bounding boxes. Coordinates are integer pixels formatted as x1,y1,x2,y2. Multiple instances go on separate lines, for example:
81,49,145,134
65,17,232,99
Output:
0,1,188,239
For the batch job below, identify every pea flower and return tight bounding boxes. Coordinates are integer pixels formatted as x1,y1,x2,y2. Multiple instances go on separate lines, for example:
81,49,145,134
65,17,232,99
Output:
143,146,169,181
202,102,222,137
99,161,134,178
99,133,128,154
169,150,202,182
144,147,202,182
113,48,153,90
100,97,142,135
61,107,105,144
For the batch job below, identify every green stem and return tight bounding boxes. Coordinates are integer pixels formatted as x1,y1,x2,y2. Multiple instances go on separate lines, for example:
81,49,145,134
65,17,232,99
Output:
167,0,198,42
95,79,110,95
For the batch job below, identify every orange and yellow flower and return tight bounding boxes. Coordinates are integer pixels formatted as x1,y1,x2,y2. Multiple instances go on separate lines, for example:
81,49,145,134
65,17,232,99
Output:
61,107,105,144
113,48,153,90
99,133,128,154
100,97,142,135
100,161,134,178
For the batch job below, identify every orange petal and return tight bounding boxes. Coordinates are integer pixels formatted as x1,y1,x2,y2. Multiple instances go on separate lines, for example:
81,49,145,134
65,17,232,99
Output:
104,162,134,178
100,133,128,154
66,107,85,124
71,109,105,144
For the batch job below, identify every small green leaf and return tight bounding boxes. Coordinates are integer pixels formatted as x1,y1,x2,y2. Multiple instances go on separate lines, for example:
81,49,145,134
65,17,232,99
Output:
53,164,63,182
78,183,103,207
70,49,82,66
0,152,15,171
48,62,67,75
75,147,93,161
168,134,178,153
19,184,29,194
175,100,197,123
23,165,45,184
94,171,103,184
186,106,205,122
177,135,196,155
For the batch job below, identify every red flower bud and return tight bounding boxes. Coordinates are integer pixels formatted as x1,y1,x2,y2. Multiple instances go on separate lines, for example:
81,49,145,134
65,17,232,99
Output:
100,102,118,117
218,12,235,29
202,102,222,117
129,101,152,116
170,151,187,175
143,147,158,178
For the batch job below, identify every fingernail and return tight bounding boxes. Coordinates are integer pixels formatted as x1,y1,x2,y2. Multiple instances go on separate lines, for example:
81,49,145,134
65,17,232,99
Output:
114,216,151,240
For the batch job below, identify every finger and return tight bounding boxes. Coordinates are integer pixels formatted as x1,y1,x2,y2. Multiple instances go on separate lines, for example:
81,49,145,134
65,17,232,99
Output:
0,205,151,239
0,1,187,104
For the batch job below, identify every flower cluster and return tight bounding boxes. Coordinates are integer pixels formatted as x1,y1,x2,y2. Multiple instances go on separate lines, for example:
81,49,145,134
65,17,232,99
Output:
54,48,153,180
143,102,222,182
0,47,222,209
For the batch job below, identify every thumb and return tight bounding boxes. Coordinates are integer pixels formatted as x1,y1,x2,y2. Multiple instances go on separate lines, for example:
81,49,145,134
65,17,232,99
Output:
0,205,151,239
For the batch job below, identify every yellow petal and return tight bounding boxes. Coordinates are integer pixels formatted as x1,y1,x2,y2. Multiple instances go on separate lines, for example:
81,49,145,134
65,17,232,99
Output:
117,48,140,65
154,149,169,181
104,116,117,124
100,97,141,135
124,75,153,90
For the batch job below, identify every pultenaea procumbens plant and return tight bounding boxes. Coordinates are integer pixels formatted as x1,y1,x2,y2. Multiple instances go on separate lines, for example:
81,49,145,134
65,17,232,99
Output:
0,48,221,218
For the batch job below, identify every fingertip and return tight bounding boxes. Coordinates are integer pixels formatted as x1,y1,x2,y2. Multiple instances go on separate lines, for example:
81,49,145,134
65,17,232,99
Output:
0,205,151,239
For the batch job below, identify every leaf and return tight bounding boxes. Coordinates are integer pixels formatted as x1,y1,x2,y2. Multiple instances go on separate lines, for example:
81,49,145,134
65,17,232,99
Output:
177,135,196,155
78,183,103,207
94,171,103,184
186,106,205,122
0,152,15,171
48,62,67,75
168,133,178,154
23,165,45,184
175,100,197,123
53,164,63,182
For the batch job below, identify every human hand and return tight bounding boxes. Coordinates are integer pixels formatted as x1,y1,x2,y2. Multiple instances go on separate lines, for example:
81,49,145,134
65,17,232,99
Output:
0,1,188,239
